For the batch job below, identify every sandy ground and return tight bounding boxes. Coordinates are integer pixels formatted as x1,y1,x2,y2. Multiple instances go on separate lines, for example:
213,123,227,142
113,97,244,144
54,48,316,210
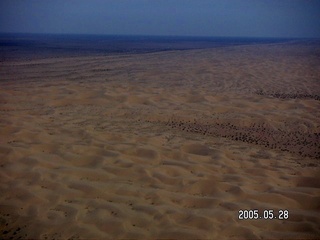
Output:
0,42,320,239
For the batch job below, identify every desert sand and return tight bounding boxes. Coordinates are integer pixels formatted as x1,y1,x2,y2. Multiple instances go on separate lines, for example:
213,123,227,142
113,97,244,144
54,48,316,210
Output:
0,42,320,239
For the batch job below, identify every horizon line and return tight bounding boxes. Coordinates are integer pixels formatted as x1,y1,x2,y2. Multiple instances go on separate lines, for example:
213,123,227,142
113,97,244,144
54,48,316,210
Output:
1,31,319,40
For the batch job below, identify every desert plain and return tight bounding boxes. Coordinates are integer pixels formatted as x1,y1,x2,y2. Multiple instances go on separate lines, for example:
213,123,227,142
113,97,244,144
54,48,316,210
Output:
0,42,320,239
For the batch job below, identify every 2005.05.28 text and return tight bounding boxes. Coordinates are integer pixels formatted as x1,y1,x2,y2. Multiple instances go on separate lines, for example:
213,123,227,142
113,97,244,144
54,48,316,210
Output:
238,209,289,220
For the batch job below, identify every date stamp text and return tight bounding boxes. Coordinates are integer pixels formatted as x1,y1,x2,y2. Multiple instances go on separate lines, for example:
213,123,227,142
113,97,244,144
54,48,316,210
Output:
238,209,289,220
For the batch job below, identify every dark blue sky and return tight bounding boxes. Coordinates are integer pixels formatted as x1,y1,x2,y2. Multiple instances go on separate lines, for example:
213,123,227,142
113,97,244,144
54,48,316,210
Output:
1,0,320,38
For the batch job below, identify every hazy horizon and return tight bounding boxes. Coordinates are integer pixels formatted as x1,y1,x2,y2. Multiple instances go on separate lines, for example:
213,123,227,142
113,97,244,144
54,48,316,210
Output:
1,32,312,40
1,0,320,39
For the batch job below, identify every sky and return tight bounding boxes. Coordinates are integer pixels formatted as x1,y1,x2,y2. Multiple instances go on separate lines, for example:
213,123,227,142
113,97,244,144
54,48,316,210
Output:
0,0,320,38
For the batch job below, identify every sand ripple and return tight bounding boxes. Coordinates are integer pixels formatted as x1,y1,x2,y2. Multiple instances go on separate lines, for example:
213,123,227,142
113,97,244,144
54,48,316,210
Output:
1,42,320,239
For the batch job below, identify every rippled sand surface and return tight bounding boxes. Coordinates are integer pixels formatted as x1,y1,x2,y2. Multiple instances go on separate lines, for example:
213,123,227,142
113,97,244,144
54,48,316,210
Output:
1,42,320,239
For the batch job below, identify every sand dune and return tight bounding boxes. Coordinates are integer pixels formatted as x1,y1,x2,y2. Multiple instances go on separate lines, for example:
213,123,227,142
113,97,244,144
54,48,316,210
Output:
1,42,320,239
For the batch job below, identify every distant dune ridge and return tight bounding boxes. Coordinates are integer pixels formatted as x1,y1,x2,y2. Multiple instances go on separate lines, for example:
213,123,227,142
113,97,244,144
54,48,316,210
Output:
0,41,320,239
